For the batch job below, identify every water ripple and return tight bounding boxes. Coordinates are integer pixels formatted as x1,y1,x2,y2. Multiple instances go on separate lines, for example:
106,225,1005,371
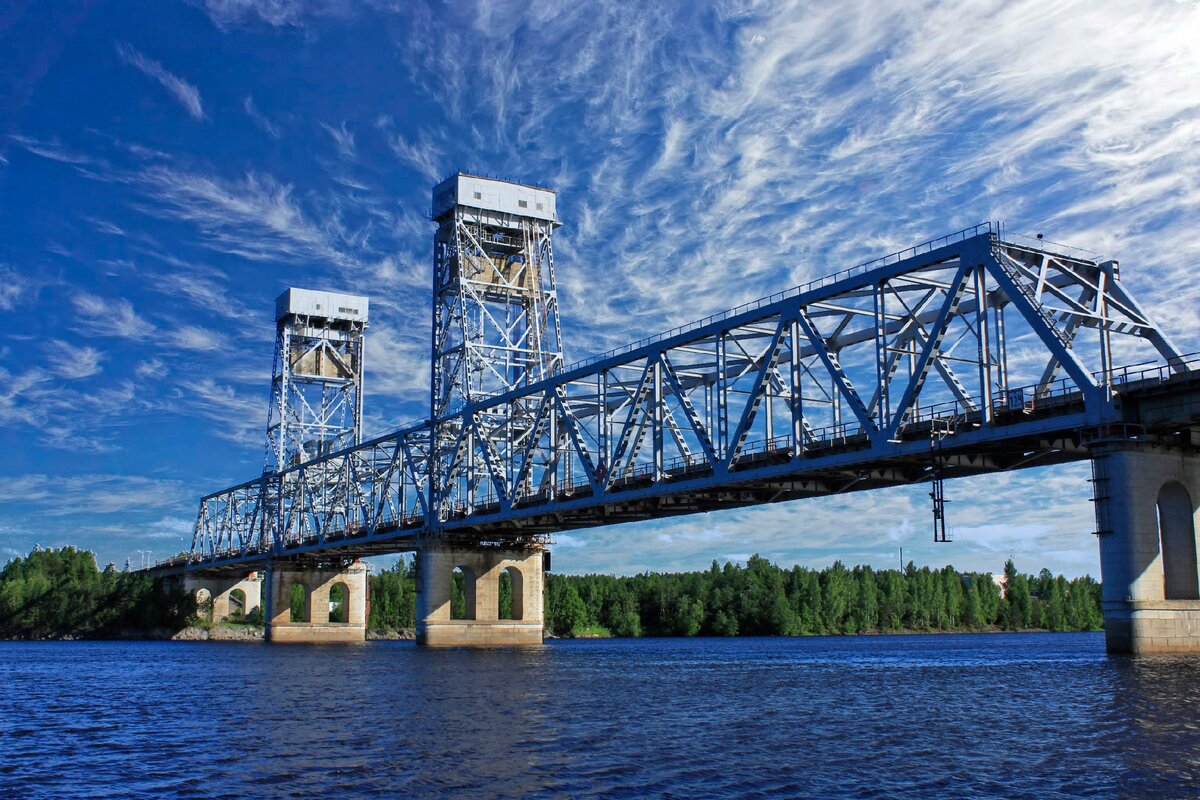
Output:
2,633,1199,798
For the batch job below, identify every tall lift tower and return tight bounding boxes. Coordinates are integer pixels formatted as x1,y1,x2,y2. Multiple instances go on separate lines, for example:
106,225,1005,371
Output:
266,288,369,470
429,173,564,520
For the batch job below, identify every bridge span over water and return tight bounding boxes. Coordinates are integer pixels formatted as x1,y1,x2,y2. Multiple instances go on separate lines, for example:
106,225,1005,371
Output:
156,175,1200,653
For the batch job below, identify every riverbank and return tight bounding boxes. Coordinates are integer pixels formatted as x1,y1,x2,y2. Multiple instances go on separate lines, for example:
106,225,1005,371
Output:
167,626,419,641
4,624,1079,643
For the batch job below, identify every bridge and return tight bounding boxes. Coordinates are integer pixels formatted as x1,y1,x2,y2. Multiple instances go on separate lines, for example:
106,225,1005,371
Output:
159,173,1200,653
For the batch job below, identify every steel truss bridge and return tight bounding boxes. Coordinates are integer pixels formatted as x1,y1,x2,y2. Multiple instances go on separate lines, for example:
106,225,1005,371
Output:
187,223,1199,570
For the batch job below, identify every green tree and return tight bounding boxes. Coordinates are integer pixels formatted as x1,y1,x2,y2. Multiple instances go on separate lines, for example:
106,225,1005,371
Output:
821,561,854,633
853,566,879,632
1002,560,1033,630
368,558,416,631
545,577,587,636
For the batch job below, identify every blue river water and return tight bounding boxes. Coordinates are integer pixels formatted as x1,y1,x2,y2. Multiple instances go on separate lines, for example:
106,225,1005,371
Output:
2,632,1200,799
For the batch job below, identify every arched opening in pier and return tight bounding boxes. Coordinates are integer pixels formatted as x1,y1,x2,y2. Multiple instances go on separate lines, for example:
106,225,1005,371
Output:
499,566,523,620
228,588,247,619
289,583,309,623
451,566,476,620
328,582,348,623
1157,481,1200,600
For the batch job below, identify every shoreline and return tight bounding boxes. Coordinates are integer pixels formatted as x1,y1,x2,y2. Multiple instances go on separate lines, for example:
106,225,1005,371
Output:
2,625,1097,643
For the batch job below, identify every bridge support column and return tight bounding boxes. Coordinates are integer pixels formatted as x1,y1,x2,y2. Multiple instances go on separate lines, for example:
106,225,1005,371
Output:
1092,442,1200,654
416,543,544,646
264,561,368,643
184,572,263,622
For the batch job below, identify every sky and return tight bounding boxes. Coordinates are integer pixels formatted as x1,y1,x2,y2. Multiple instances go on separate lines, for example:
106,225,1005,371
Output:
1,0,1198,577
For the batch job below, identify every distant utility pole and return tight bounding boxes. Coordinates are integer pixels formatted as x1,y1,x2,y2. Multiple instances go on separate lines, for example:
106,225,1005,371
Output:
899,546,904,571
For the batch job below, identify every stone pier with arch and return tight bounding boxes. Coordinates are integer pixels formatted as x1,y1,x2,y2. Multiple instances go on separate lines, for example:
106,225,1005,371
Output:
184,572,263,623
264,560,368,643
415,543,544,646
1092,441,1200,653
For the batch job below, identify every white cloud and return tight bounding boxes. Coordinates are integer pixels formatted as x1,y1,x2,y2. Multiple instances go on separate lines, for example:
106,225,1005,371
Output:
44,340,105,379
133,166,364,269
377,117,443,184
167,324,226,351
0,474,186,516
320,120,356,159
149,265,251,320
199,0,354,29
0,264,29,310
8,134,96,166
187,378,267,448
71,293,155,339
116,42,206,120
135,357,166,378
244,96,282,139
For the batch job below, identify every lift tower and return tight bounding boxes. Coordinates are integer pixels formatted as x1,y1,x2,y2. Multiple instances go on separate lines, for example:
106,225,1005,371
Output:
429,173,564,522
266,288,369,470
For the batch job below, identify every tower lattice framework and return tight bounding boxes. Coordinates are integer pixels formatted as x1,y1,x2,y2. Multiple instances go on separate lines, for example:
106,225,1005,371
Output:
429,173,564,523
266,289,368,471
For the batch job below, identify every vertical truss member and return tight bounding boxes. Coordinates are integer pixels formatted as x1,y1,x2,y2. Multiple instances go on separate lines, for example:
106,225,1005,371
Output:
429,173,565,522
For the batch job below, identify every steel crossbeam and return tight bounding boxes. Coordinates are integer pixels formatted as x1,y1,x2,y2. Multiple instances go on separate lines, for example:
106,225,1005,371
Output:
189,225,1195,565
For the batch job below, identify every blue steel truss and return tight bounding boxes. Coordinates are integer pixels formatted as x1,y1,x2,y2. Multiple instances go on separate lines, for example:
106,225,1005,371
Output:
187,224,1196,568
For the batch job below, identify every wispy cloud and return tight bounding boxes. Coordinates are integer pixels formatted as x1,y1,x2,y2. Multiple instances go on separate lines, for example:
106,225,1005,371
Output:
0,264,29,310
187,378,267,448
135,357,166,379
116,42,206,120
0,360,160,453
199,0,354,30
377,116,442,183
0,474,186,516
133,166,364,269
85,217,126,236
71,292,155,338
148,263,252,320
44,340,105,379
8,134,96,165
244,95,281,139
320,120,356,159
167,324,226,351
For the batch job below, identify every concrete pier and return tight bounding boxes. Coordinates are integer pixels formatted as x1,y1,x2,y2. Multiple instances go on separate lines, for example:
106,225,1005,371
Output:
1092,441,1200,654
184,572,263,622
416,543,544,646
264,561,368,643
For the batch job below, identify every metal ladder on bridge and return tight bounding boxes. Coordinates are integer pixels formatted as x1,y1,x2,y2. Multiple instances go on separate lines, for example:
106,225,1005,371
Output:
929,418,954,543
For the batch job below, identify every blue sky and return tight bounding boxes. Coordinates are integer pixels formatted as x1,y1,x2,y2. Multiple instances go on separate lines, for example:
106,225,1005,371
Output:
2,0,1198,576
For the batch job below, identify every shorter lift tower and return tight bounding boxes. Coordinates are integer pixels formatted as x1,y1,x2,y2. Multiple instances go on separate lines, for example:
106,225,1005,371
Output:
429,173,564,522
266,288,369,471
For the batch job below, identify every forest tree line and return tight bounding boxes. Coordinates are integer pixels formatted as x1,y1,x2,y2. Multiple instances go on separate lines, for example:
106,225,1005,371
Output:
0,546,1104,639
0,546,194,639
368,555,1104,637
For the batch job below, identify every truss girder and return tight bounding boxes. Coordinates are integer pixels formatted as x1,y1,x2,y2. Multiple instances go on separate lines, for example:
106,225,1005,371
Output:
191,229,1195,564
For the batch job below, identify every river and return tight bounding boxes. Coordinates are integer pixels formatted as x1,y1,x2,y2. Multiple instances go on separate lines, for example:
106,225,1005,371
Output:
2,633,1199,798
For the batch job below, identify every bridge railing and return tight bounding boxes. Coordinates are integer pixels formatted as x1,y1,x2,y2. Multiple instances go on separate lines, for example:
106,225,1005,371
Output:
1105,351,1200,387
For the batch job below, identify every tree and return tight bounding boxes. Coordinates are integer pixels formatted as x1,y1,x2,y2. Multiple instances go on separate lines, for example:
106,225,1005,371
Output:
821,561,854,633
368,558,416,631
1002,560,1033,630
545,577,587,636
877,570,905,631
0,546,194,638
853,566,879,632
